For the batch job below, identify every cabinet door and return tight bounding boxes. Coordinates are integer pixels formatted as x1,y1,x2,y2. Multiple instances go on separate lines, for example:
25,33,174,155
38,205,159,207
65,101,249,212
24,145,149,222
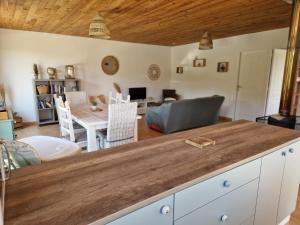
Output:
106,196,173,225
254,148,286,225
277,141,300,223
0,120,14,140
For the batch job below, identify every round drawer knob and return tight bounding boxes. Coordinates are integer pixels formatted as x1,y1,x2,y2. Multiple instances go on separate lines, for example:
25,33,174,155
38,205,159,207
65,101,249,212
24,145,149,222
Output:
220,214,228,222
223,180,231,188
161,205,171,215
289,148,295,154
282,151,287,156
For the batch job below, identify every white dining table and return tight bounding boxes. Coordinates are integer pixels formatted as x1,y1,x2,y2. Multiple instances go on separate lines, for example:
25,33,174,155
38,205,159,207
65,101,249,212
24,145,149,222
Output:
71,104,141,152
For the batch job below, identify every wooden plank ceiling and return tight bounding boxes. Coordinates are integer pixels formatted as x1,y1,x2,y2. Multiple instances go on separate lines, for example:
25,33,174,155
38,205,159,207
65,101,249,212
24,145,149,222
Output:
0,0,292,46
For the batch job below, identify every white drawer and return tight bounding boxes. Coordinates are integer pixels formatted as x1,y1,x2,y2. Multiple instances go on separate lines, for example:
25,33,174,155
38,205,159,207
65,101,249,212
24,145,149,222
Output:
175,159,261,219
104,195,173,225
175,179,259,225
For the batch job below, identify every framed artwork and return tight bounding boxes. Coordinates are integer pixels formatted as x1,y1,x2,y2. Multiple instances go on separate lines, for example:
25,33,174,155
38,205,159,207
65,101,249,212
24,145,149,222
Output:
65,65,75,79
193,58,206,67
176,66,183,74
217,62,229,72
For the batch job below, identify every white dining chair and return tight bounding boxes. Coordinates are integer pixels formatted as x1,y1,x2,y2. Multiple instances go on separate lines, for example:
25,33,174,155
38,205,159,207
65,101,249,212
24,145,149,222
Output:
65,91,87,106
54,94,64,135
58,100,88,148
97,102,137,149
54,94,84,136
109,92,130,104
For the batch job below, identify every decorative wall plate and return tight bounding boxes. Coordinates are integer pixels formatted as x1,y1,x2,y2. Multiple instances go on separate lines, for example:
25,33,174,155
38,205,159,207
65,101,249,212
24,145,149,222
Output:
147,64,161,81
101,55,119,75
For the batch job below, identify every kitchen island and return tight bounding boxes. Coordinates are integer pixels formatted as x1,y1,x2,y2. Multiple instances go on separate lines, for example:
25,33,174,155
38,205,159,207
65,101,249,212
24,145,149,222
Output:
4,120,300,225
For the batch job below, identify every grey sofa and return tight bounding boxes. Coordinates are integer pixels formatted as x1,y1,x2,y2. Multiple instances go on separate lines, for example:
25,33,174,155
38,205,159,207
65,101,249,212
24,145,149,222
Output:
145,95,225,134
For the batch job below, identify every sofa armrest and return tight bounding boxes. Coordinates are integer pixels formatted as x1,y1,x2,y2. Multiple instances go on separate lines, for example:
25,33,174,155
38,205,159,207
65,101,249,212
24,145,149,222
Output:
145,104,171,133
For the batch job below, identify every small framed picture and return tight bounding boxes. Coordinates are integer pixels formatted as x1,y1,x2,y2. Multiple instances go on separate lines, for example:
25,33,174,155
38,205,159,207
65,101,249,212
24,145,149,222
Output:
193,58,206,67
217,62,229,72
176,66,183,74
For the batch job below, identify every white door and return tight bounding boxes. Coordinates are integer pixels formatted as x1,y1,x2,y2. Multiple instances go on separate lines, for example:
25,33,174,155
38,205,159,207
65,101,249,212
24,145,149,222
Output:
265,49,287,116
235,50,272,121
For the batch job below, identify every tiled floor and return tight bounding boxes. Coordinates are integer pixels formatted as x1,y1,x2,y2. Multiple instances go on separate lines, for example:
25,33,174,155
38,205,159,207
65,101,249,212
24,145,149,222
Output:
16,117,163,141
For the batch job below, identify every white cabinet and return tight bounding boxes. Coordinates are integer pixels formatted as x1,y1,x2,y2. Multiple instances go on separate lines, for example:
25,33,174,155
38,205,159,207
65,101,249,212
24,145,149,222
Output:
105,196,173,225
131,99,147,115
103,141,300,225
254,147,286,225
277,141,300,223
175,159,261,219
175,179,259,225
254,141,300,225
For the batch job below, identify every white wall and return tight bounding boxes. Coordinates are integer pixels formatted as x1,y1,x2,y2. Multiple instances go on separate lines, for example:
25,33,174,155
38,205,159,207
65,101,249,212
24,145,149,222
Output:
0,28,291,122
170,28,289,118
0,29,171,122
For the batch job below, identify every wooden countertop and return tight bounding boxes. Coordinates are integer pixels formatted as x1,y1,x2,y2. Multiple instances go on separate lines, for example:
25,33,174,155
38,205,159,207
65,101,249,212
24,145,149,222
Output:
5,120,300,225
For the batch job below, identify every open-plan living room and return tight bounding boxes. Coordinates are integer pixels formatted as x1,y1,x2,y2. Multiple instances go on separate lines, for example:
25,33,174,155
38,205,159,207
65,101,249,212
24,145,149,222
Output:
1,0,300,225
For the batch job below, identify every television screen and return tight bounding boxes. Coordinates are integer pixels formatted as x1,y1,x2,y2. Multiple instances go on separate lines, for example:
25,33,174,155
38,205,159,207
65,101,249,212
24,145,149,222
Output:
129,87,146,100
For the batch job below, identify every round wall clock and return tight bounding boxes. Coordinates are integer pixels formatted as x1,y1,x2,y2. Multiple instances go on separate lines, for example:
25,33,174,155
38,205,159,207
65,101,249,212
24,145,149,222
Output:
101,56,119,75
147,64,161,81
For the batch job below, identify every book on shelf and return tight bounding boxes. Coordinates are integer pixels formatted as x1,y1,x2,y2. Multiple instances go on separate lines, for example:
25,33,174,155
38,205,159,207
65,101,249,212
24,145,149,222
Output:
38,98,52,109
45,102,52,108
52,84,64,95
40,101,45,109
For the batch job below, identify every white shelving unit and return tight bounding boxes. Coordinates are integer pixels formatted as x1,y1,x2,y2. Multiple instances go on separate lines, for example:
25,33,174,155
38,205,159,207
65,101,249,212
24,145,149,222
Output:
33,79,80,126
131,99,148,115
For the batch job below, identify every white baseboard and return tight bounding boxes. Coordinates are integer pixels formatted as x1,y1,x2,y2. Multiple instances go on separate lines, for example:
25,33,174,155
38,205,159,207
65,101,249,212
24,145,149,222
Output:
278,216,291,225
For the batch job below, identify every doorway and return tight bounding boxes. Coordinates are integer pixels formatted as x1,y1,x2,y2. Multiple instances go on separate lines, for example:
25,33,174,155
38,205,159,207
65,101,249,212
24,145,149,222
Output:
234,50,273,121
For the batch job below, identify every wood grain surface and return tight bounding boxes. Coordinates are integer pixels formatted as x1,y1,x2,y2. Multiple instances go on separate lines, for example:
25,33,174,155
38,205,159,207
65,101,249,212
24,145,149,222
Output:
5,120,300,225
0,0,292,46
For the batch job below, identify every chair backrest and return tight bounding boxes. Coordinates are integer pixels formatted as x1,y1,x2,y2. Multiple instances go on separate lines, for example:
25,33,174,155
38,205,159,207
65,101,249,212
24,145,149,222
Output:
57,101,76,142
109,92,130,104
65,91,87,106
53,94,63,121
53,94,65,135
107,102,137,142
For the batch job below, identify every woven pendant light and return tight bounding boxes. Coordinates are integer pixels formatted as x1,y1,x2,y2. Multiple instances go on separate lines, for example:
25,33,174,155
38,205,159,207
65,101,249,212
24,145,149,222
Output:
281,0,293,4
199,32,213,50
89,12,111,39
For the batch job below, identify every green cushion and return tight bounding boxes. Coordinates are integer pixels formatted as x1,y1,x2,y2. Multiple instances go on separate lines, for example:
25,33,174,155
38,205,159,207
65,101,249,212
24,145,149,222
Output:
0,139,41,168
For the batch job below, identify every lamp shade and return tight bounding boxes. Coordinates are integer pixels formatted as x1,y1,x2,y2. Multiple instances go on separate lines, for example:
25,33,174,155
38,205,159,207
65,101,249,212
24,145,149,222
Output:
199,32,213,50
89,12,111,39
281,0,293,4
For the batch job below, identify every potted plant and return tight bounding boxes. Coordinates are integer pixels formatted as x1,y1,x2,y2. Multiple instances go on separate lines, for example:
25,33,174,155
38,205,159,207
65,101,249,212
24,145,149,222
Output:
89,96,98,111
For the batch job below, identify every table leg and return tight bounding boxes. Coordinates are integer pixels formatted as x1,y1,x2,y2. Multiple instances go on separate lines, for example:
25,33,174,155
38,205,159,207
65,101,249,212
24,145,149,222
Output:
87,127,98,152
134,119,138,142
